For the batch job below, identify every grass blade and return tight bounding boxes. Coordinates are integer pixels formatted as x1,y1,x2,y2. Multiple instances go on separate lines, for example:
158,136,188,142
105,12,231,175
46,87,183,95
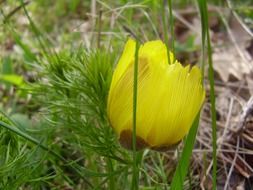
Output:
170,114,200,190
197,1,217,189
161,0,171,65
168,0,174,55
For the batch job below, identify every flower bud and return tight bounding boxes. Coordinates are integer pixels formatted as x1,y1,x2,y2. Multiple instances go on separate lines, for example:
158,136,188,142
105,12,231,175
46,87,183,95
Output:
107,39,205,150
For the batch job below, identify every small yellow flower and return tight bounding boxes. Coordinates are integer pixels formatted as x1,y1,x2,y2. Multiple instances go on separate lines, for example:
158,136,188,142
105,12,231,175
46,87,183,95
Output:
107,39,205,150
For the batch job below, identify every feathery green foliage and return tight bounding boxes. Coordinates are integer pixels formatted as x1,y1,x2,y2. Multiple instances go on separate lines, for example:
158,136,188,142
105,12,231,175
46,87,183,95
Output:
0,114,52,190
32,46,135,188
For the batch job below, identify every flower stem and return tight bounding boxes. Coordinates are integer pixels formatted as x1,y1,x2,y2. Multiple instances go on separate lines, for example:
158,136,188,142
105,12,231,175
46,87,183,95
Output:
106,158,115,190
162,0,171,65
131,40,140,190
168,0,174,56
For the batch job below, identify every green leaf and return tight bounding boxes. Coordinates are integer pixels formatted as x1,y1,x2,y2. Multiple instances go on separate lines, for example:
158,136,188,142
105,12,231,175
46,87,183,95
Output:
170,114,200,190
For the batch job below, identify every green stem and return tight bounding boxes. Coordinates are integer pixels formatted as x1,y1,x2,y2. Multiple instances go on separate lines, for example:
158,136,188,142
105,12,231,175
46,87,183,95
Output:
206,16,217,190
131,40,140,190
162,0,175,64
161,0,171,65
197,0,217,188
198,0,206,81
168,0,174,56
107,158,115,190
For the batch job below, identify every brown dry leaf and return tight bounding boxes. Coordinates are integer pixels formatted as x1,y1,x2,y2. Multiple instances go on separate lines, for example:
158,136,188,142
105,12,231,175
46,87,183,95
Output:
212,46,252,82
212,14,253,82
229,14,252,44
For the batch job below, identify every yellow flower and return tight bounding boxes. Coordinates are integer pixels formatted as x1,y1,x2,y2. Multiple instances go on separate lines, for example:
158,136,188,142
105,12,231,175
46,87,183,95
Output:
107,39,205,150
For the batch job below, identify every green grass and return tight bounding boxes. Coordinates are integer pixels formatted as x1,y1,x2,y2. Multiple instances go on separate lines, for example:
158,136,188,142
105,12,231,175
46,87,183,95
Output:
170,114,200,190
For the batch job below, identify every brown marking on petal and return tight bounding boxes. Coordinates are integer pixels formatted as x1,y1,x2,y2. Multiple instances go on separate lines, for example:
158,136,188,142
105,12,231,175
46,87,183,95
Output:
119,130,149,150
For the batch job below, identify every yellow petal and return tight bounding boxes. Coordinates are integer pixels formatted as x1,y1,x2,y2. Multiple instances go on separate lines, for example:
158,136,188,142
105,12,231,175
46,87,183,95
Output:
139,40,174,65
109,39,136,92
146,63,205,146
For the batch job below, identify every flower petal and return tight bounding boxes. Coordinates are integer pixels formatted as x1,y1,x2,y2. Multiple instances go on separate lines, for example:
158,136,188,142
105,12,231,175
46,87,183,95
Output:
108,56,152,138
139,40,174,66
146,63,205,146
109,39,136,92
